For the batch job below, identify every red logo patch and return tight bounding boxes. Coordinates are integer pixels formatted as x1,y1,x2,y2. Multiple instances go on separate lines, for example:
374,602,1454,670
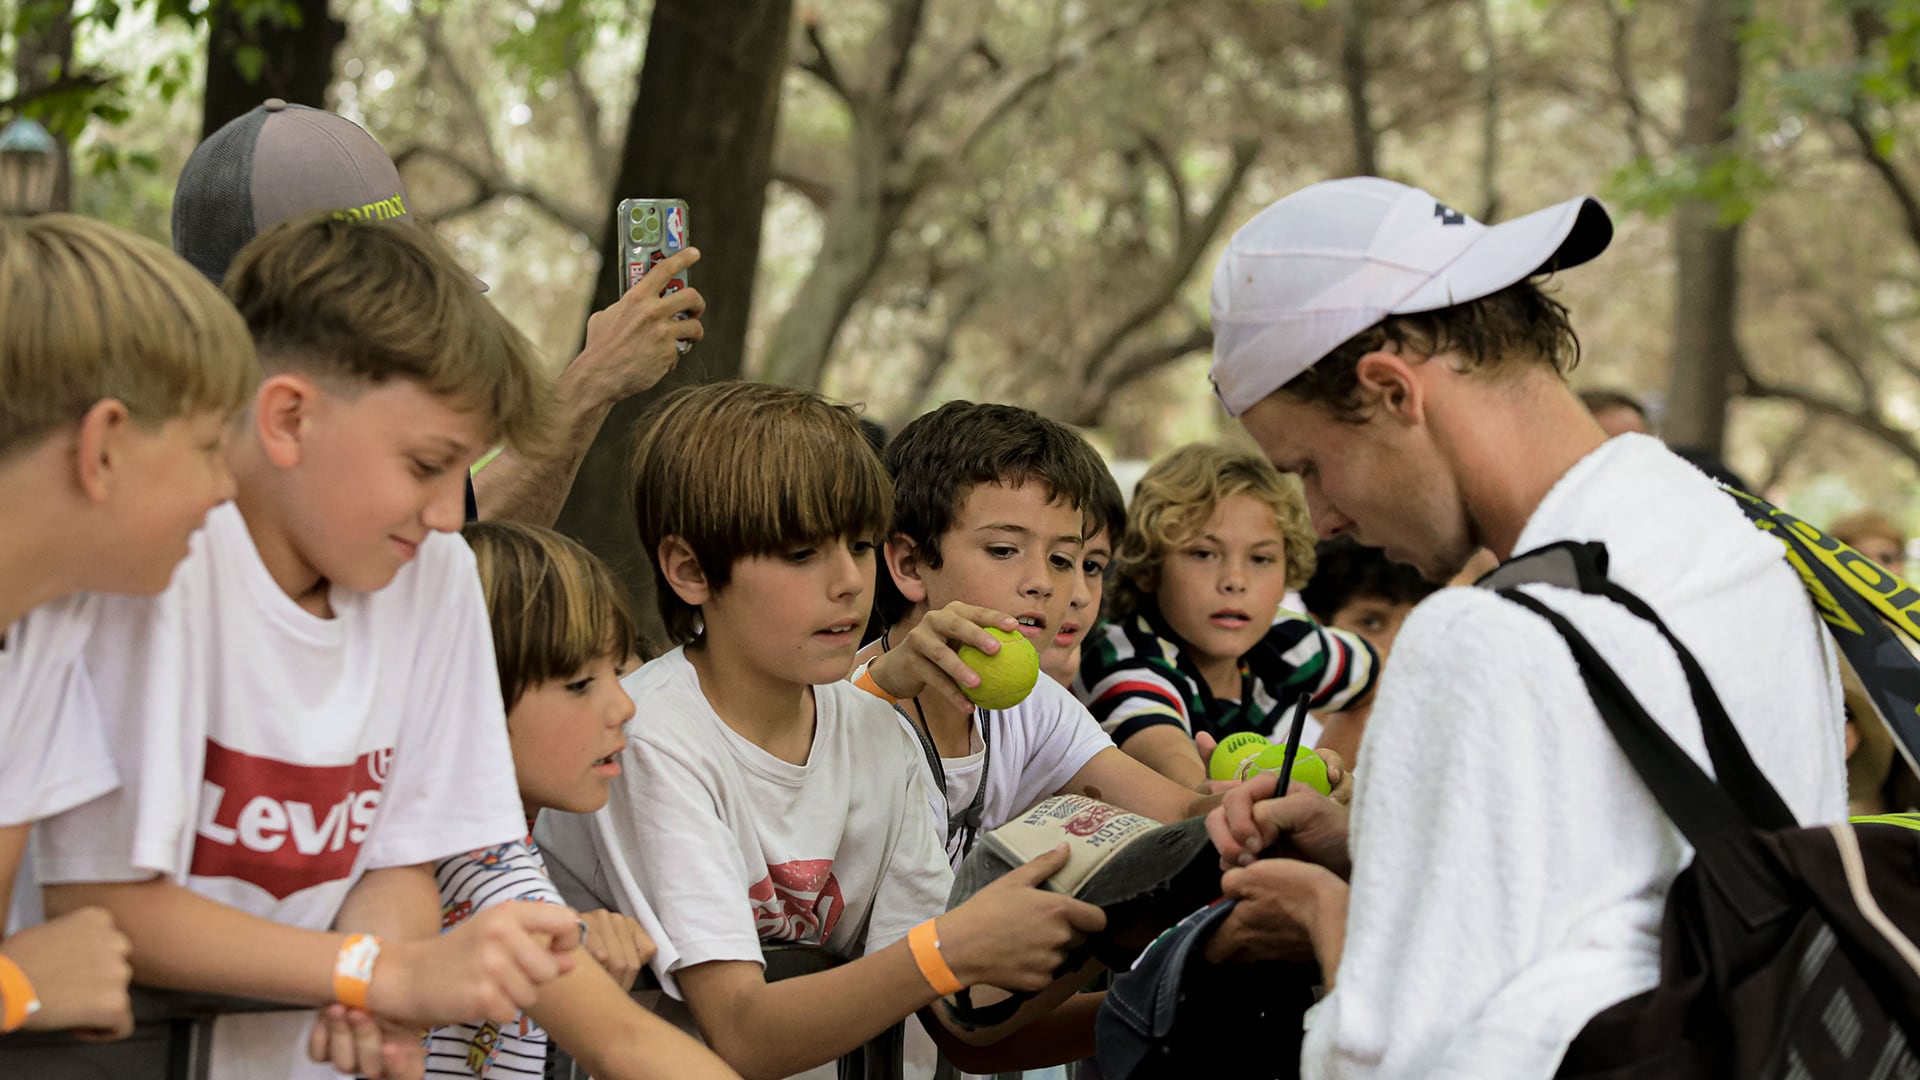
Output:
747,859,845,944
1064,803,1126,837
190,739,389,900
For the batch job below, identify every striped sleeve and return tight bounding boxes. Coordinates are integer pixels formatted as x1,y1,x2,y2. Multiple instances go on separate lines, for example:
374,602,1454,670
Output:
1076,623,1192,745
1255,612,1380,714
426,838,562,1078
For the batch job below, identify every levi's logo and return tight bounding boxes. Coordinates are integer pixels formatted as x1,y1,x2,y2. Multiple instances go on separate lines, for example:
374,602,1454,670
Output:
191,739,392,900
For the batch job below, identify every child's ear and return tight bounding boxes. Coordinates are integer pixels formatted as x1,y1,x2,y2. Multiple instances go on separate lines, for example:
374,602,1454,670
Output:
883,533,930,606
254,374,315,469
658,536,711,606
71,398,131,503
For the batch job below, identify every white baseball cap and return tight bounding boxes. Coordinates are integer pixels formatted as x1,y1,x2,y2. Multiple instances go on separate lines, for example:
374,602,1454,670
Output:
1208,177,1613,416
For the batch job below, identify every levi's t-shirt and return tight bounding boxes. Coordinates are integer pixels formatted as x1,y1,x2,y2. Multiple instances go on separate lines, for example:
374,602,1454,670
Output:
37,502,527,1080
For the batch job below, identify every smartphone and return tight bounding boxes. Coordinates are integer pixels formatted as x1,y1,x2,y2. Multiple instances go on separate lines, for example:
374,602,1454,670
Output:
616,197,691,352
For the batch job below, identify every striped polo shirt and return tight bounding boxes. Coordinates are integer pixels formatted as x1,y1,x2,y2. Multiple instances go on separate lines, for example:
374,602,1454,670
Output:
1076,599,1378,746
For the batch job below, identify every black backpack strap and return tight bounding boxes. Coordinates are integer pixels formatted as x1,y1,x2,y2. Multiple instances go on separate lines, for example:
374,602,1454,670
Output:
1488,542,1796,831
1498,590,1795,926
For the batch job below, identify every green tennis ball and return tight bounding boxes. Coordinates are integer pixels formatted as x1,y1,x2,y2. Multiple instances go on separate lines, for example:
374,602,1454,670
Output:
956,627,1040,711
1240,744,1332,796
1208,731,1271,782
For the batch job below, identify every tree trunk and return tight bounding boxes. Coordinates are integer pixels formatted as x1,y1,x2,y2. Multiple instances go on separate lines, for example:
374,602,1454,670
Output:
1341,0,1379,175
1664,0,1744,453
13,0,74,210
201,0,346,137
552,0,793,629
758,125,898,388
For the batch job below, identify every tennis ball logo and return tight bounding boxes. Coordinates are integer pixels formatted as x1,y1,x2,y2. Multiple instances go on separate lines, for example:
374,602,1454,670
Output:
957,627,1041,711
1241,745,1332,796
1208,731,1271,782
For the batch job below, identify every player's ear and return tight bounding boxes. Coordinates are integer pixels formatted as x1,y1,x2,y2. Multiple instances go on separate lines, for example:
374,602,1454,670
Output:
658,536,710,606
884,533,930,606
1353,351,1423,427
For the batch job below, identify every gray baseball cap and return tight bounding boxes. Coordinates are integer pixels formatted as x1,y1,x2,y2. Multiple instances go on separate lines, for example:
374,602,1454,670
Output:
172,99,410,284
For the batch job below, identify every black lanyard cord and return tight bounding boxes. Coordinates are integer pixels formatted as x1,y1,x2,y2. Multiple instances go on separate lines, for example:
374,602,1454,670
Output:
878,632,993,858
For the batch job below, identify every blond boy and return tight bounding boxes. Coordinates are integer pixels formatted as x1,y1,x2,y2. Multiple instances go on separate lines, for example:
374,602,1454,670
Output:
37,215,583,1080
0,215,258,1039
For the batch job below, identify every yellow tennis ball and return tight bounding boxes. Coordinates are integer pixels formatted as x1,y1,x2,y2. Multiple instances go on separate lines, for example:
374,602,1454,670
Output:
1208,731,1271,782
1239,745,1332,796
956,627,1040,711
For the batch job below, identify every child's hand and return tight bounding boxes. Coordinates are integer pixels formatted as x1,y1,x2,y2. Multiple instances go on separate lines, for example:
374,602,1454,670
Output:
371,900,582,1025
306,1004,425,1079
867,602,1023,714
1318,746,1354,805
579,908,654,991
937,845,1108,993
3,905,133,1038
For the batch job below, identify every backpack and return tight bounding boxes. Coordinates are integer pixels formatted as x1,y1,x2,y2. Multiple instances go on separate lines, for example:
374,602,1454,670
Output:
1479,538,1920,1078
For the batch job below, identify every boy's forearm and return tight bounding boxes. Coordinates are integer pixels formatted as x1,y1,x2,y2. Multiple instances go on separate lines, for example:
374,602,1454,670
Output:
470,369,610,526
531,957,739,1080
680,941,938,1080
333,864,441,941
0,823,26,924
1117,725,1210,790
928,989,1103,1070
44,879,340,1005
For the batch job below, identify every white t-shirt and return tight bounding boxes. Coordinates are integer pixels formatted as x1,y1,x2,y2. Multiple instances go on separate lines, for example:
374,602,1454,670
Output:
1,594,119,933
536,647,952,1080
1301,434,1848,1080
36,502,527,1080
427,836,566,1080
889,675,1114,869
0,594,117,829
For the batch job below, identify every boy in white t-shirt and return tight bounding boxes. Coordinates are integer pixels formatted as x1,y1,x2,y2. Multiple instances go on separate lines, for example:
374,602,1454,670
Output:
536,382,1109,1079
36,215,584,1080
0,215,259,1039
855,402,1230,869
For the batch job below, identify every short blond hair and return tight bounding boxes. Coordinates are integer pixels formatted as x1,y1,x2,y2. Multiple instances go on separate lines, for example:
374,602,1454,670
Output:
222,212,549,455
0,213,257,458
464,521,639,710
630,382,893,644
1111,442,1316,618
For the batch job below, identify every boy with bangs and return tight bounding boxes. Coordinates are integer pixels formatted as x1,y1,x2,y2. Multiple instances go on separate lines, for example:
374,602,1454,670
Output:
1040,466,1125,690
854,402,1228,871
36,214,585,1080
386,521,735,1080
1079,443,1378,786
536,382,1108,1080
0,214,259,1040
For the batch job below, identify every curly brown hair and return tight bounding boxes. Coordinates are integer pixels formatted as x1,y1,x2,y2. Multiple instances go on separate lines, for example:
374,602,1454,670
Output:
1110,443,1316,619
1282,280,1581,421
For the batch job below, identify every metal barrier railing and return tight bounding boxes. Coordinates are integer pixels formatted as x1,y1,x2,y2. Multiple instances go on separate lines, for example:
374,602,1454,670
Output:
0,988,300,1080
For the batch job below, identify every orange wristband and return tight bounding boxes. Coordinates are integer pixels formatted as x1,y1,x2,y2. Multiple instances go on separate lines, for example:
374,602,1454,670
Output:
908,919,964,996
0,953,40,1033
332,933,382,1010
854,665,899,705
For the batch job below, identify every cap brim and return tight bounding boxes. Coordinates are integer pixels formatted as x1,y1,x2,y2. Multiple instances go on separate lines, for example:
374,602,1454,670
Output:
1392,195,1611,315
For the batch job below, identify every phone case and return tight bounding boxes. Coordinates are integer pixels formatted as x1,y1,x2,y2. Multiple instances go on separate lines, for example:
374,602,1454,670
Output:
616,198,691,351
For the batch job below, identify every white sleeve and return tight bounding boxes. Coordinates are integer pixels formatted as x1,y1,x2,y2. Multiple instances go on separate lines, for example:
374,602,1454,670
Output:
0,599,118,827
36,589,203,886
1299,591,1657,1080
1014,679,1116,799
588,735,765,998
863,732,956,954
364,547,525,870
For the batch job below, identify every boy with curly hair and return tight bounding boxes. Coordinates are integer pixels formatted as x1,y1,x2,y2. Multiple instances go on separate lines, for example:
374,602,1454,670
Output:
1079,443,1378,786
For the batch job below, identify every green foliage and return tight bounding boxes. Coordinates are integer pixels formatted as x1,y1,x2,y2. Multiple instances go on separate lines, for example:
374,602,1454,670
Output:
1606,147,1776,226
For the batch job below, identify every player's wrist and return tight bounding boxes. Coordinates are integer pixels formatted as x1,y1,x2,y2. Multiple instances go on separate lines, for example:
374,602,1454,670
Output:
865,651,917,701
0,953,43,1032
359,936,412,1018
